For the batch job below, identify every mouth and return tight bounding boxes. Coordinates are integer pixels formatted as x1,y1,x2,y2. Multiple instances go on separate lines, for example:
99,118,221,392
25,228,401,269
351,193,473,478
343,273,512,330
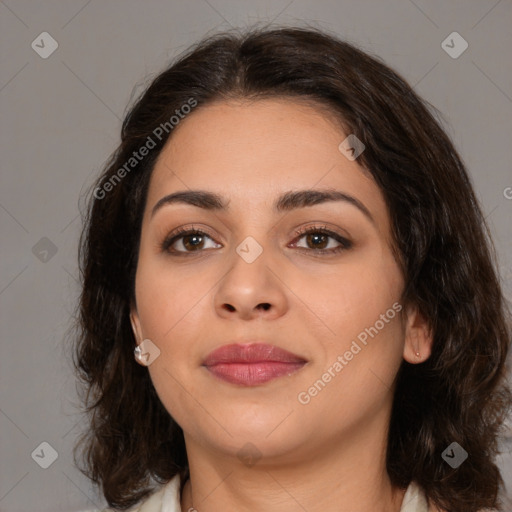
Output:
202,343,308,386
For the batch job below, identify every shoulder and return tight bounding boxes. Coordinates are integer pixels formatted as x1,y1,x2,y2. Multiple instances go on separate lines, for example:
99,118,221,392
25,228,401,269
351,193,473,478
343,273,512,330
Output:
400,481,447,512
400,481,430,512
403,481,498,512
429,504,498,512
99,474,182,512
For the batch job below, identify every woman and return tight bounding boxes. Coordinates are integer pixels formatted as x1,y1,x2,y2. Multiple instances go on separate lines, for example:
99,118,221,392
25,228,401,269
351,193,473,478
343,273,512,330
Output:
72,26,512,512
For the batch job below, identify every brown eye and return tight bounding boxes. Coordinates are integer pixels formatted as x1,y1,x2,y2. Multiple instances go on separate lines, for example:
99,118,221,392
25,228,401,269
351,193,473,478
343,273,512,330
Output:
161,225,352,257
180,233,206,251
291,226,352,254
305,232,329,250
161,228,221,255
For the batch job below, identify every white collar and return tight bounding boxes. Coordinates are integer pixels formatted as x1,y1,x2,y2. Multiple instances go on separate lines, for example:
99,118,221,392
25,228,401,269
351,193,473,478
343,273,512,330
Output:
120,475,430,512
399,481,430,512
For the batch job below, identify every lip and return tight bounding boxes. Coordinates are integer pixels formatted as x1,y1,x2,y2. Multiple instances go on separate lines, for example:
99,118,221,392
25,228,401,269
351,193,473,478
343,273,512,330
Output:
202,343,308,386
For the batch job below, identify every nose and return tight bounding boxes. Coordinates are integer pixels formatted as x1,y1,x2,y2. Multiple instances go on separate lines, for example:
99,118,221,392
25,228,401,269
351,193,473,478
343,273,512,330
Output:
213,242,288,321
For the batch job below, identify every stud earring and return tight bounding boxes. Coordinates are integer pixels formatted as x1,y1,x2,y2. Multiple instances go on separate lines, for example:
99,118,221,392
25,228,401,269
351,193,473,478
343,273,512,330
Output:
134,344,146,366
134,339,161,366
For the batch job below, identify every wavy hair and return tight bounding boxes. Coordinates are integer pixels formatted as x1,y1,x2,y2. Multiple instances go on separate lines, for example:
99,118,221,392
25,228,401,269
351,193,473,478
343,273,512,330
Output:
72,25,512,511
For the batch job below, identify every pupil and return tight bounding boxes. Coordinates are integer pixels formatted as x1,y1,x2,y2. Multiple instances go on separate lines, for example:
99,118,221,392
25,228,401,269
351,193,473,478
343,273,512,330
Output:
308,233,327,249
184,234,203,250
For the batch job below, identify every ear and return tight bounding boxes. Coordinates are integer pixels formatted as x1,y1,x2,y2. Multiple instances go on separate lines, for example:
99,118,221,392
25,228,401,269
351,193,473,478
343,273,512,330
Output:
402,304,433,364
130,301,143,343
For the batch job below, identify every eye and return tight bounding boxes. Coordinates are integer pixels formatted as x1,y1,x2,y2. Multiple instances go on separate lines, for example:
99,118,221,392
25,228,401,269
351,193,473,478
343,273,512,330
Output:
290,225,352,254
161,224,352,256
160,226,221,255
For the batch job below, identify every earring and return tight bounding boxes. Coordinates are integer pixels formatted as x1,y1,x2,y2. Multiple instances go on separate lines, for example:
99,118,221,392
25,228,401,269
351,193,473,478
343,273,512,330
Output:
415,350,421,358
134,344,146,365
134,339,161,366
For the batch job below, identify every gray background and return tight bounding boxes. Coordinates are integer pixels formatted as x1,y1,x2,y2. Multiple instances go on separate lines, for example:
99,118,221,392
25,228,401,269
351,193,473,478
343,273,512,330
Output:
1,1,511,511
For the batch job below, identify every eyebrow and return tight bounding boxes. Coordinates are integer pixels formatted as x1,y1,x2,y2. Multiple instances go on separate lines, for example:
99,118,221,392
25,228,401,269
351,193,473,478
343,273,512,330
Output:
150,188,375,224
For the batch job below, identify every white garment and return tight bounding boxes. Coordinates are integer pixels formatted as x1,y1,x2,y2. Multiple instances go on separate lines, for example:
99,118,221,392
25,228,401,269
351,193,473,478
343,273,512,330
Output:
101,474,430,512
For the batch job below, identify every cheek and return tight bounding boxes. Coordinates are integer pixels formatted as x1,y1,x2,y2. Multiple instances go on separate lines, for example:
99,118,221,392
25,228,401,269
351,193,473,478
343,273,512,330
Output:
297,262,405,425
301,249,405,403
301,246,403,348
135,260,209,428
134,251,211,343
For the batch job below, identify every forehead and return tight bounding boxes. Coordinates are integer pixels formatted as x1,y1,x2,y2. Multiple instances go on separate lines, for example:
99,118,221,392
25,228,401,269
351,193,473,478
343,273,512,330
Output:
155,97,349,175
145,98,388,229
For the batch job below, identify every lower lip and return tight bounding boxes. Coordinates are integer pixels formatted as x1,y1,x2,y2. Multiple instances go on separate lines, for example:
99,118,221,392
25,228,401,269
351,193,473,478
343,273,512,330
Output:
204,362,306,386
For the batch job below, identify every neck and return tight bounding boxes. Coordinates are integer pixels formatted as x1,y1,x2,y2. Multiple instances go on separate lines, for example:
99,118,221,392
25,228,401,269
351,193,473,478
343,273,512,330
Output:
180,411,407,512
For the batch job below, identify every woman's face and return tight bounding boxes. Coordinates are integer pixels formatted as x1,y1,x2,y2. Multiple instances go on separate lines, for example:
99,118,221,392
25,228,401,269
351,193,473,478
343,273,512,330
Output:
131,98,414,463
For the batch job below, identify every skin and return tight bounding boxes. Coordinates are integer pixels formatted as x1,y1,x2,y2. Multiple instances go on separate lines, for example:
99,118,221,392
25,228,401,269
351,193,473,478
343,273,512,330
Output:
130,98,434,512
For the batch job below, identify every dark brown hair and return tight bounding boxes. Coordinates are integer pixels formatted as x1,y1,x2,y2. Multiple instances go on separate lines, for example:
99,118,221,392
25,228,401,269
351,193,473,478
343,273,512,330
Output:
72,25,512,511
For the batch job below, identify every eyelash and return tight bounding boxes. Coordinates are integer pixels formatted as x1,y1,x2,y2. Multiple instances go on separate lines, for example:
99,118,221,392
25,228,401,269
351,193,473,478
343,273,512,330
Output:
160,224,353,257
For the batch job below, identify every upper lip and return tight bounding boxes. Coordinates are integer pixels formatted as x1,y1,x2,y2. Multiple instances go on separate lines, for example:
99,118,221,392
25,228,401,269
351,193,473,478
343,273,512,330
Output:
203,342,307,366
